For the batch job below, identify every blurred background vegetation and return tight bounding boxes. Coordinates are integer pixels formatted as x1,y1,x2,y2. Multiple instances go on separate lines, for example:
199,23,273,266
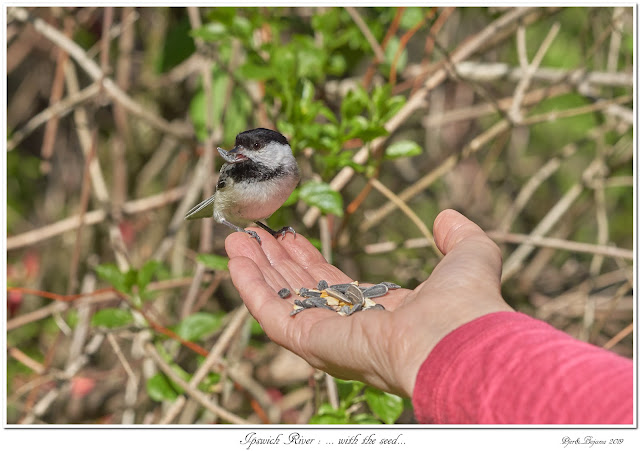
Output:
6,6,634,424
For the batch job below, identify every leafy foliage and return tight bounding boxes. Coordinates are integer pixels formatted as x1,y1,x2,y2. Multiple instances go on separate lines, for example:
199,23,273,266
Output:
310,379,405,424
173,312,224,341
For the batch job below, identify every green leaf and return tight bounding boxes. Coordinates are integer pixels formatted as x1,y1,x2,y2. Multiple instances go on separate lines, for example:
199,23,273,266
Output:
190,22,227,42
336,378,365,406
91,308,134,329
174,312,224,341
237,62,275,80
327,53,347,76
137,260,161,292
95,263,127,292
364,386,404,424
341,87,368,120
352,413,382,424
197,254,229,271
382,36,408,76
310,403,350,424
146,373,179,402
158,18,195,73
299,181,343,217
385,140,423,159
399,7,426,30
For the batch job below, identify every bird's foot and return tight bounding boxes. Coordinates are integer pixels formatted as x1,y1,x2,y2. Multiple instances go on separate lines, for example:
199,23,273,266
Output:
244,229,262,244
220,219,263,244
255,221,296,240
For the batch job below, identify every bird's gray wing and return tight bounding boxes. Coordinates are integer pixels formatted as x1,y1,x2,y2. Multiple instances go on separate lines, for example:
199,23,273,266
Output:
185,195,215,220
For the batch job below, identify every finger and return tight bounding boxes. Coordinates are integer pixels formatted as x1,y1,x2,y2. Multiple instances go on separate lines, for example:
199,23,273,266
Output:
242,227,352,288
248,228,319,290
227,256,335,351
225,230,292,291
432,208,503,283
272,231,352,285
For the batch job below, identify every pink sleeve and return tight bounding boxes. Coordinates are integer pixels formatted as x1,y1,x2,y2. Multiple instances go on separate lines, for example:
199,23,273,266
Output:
412,311,633,424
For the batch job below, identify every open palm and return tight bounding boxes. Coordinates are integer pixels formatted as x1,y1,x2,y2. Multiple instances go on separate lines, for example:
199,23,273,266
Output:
225,209,512,397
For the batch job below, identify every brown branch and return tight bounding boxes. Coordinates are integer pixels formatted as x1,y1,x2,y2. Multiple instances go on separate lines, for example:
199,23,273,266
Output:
369,178,442,258
7,277,194,331
7,83,101,151
7,185,186,250
302,7,537,228
10,7,193,139
40,16,73,172
346,7,385,61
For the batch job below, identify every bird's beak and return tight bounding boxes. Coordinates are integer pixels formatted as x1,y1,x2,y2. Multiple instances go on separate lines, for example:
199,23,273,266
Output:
217,146,248,163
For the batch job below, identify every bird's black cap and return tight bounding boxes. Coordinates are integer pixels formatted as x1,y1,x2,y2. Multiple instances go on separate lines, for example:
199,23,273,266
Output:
235,128,289,150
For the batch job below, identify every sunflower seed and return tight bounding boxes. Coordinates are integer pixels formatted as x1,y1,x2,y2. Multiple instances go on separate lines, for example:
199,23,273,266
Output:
317,280,329,290
310,297,334,310
299,287,323,297
290,305,305,316
346,302,363,316
278,288,291,299
361,284,388,298
364,303,385,311
328,282,358,293
380,281,401,289
346,285,365,306
295,299,314,309
324,288,352,304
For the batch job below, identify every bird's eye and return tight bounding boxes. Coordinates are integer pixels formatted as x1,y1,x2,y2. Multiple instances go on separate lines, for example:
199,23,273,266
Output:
253,142,261,150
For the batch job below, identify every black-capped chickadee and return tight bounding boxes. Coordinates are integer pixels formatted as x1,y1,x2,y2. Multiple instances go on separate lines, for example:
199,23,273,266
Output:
185,128,300,244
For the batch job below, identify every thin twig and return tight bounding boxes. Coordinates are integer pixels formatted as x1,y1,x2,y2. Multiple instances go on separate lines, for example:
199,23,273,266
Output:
107,333,137,382
160,306,250,424
7,186,186,250
603,323,633,350
497,125,611,233
346,7,385,62
364,230,632,261
144,342,250,424
7,83,101,151
408,61,634,88
488,232,633,260
67,130,97,295
10,7,193,139
509,22,560,121
369,178,442,258
7,277,194,331
361,119,509,233
40,16,73,172
8,347,46,374
423,83,571,128
181,6,217,319
303,7,537,228
501,183,584,282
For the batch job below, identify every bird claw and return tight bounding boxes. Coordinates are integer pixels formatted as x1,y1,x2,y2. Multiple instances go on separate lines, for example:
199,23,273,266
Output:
255,221,296,240
274,226,296,239
245,229,261,244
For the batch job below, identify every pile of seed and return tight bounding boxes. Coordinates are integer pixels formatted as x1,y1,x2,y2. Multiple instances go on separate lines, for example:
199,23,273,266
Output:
278,280,400,317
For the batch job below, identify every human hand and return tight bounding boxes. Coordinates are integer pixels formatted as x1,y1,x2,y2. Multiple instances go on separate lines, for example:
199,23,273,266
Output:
225,209,512,398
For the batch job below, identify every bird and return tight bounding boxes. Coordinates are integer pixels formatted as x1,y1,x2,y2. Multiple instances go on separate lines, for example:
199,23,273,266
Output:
185,128,300,244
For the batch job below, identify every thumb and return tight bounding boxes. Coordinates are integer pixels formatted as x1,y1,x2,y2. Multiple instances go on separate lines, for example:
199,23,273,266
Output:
433,209,503,284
